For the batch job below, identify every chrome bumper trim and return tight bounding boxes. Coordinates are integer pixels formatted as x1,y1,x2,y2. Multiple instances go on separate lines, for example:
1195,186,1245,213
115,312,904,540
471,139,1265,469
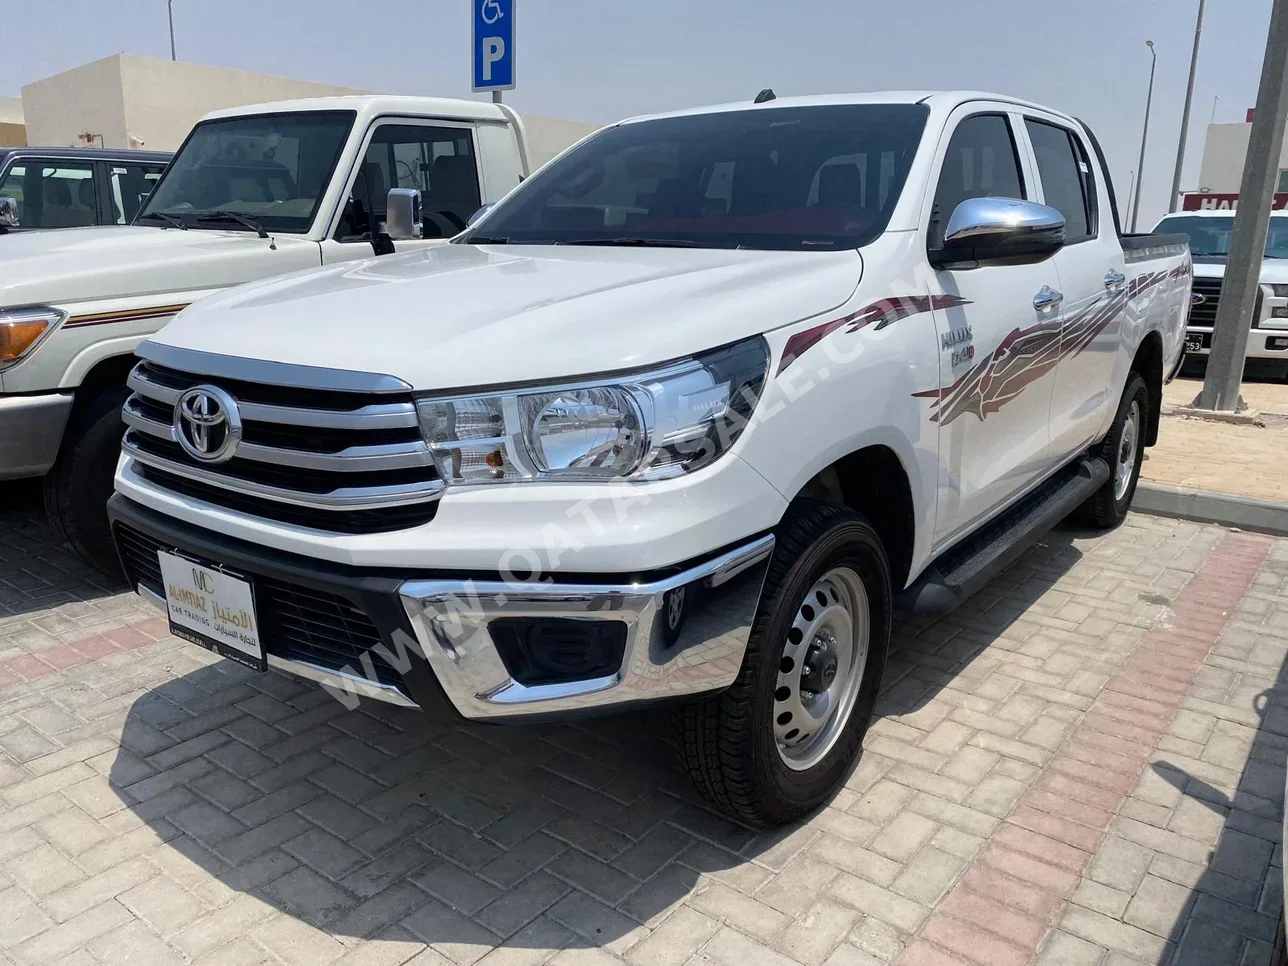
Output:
135,583,418,709
398,534,775,719
0,392,74,480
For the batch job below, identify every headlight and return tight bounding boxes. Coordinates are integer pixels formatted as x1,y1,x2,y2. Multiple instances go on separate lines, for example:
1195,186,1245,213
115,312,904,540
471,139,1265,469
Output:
1269,284,1288,298
0,305,63,370
417,337,768,485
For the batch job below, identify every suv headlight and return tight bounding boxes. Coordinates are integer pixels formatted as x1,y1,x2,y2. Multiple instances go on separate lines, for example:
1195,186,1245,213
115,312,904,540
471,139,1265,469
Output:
1269,284,1288,298
0,305,64,370
417,337,768,485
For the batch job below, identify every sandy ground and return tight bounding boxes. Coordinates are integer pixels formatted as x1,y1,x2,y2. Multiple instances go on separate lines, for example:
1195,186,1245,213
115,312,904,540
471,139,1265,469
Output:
1145,377,1288,502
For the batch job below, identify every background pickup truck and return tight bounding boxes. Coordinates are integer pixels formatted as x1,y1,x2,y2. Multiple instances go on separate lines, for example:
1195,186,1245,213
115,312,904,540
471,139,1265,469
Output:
0,95,597,573
1153,209,1288,379
109,90,1191,827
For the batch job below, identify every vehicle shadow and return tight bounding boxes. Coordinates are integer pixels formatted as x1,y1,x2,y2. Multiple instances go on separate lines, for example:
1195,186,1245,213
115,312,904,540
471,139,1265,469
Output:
1145,586,1288,964
100,523,1096,956
0,480,129,621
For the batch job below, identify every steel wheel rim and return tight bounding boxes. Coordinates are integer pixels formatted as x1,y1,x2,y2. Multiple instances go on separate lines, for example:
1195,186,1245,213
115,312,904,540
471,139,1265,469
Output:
773,566,870,771
1114,400,1141,502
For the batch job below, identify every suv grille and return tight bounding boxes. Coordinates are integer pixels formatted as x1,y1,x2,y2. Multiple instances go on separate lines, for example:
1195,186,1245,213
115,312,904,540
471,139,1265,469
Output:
122,357,442,533
1187,278,1266,331
115,523,405,690
1189,278,1221,328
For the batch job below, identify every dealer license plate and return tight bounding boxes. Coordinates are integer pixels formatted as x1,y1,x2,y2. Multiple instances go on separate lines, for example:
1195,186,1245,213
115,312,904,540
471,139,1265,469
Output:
1185,336,1205,353
157,551,265,671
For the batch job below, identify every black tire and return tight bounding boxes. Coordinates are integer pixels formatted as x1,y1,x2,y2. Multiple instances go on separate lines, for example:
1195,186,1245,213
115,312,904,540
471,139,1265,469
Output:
43,387,130,577
1073,372,1149,530
673,500,891,828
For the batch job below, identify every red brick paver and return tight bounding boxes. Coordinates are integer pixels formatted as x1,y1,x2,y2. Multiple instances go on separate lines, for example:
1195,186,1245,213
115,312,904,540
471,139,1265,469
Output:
899,531,1275,965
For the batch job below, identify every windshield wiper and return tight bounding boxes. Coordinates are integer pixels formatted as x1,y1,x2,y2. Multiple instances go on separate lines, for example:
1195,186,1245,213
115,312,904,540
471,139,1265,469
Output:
556,237,709,248
194,210,269,238
462,235,512,244
145,211,188,230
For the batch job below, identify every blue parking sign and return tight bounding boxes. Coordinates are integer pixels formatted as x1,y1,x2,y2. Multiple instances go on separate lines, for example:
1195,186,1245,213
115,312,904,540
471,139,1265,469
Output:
473,0,515,92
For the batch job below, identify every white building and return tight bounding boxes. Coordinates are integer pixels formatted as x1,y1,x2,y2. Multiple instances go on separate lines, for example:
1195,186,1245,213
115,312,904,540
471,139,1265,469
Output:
1187,109,1288,209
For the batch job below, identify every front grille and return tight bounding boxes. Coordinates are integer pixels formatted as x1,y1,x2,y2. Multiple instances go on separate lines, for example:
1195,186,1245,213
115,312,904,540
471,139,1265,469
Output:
1189,278,1221,328
1187,278,1267,331
122,357,442,534
115,523,404,689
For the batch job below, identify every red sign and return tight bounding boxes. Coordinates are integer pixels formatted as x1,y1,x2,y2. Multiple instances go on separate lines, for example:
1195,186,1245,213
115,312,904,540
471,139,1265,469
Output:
1181,192,1288,211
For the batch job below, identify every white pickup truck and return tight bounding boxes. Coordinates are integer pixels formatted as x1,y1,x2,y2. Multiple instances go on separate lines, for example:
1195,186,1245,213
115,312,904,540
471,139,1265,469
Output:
1153,209,1288,378
109,91,1191,826
0,95,594,572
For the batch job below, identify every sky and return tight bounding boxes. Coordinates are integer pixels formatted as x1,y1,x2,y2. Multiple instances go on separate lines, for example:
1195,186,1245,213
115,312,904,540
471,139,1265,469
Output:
0,0,1276,228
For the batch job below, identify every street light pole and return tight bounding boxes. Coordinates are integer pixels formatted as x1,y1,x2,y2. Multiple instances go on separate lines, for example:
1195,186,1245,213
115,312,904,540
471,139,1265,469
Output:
1198,0,1288,411
167,0,176,60
1168,0,1206,212
1130,40,1158,232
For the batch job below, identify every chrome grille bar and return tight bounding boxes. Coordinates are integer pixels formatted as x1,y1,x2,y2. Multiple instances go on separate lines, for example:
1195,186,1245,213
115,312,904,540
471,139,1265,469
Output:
122,432,444,509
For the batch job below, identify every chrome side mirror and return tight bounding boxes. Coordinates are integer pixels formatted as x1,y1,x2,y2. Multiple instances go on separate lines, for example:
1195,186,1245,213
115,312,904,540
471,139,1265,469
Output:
930,197,1065,269
0,196,18,229
385,188,422,241
467,203,493,228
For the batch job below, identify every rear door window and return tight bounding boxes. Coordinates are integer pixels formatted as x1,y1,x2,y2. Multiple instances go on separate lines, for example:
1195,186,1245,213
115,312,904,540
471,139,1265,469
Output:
0,161,97,228
1025,120,1097,244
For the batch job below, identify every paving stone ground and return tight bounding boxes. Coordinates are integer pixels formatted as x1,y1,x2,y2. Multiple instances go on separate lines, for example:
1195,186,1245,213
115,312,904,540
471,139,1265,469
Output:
0,479,1285,966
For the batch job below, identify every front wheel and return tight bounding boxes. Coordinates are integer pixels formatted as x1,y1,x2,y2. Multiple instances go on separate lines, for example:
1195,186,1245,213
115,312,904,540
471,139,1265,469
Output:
43,388,129,577
673,501,891,827
1073,372,1149,530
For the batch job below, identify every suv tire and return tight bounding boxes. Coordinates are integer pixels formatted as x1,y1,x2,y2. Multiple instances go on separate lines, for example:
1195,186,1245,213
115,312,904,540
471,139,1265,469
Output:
44,388,129,578
1074,372,1149,530
674,500,891,827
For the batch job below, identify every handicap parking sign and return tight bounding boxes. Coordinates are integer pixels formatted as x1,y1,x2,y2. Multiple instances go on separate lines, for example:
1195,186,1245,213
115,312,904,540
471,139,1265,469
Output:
473,0,515,92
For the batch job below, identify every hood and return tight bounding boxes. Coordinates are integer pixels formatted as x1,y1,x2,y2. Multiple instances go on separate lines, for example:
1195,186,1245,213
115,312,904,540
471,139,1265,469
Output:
1192,257,1288,283
0,225,317,308
153,243,863,390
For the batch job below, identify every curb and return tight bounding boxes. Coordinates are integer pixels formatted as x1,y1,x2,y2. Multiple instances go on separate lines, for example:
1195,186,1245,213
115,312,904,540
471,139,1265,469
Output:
1133,482,1288,537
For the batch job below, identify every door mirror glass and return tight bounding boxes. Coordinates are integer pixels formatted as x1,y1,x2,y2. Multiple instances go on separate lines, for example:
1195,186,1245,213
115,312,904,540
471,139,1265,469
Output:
0,196,17,229
467,203,493,227
931,197,1065,269
385,187,422,240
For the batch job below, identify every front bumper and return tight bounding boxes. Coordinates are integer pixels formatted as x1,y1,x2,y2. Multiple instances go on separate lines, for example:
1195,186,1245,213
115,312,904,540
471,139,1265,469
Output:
1185,326,1288,360
108,494,772,720
0,392,73,480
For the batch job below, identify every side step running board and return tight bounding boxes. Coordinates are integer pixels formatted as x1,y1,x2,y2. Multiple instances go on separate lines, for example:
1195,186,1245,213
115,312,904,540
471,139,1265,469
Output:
896,457,1111,616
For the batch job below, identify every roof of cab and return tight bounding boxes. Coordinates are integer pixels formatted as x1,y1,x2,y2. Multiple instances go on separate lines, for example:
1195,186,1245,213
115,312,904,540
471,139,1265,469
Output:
620,90,1080,127
199,95,510,125
0,146,172,162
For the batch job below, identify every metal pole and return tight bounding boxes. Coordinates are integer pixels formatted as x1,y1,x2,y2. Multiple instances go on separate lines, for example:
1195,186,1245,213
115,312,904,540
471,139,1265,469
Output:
1131,41,1158,232
492,91,502,104
1210,94,1220,125
1169,0,1206,212
1198,0,1288,411
168,0,176,60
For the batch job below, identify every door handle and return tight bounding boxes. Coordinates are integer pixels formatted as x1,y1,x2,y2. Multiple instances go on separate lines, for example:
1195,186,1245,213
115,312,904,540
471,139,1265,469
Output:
1104,269,1127,291
1033,286,1064,312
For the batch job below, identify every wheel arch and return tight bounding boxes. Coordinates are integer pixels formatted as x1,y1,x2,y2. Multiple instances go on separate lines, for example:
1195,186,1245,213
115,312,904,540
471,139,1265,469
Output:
791,443,917,593
1132,329,1165,446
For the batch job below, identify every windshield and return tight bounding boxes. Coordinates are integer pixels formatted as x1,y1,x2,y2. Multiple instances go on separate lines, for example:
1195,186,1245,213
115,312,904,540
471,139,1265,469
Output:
1155,214,1288,259
461,104,930,250
137,111,355,234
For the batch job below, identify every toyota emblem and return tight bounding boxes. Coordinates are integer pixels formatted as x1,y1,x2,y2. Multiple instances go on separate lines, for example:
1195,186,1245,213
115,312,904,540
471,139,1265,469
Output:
174,385,242,463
